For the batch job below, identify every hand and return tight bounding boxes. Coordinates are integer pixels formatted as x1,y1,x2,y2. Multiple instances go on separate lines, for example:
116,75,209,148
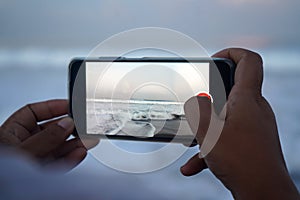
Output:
181,48,299,199
0,99,98,171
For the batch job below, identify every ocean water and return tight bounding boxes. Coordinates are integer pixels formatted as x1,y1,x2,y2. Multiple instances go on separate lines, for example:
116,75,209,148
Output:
0,48,299,199
87,99,188,138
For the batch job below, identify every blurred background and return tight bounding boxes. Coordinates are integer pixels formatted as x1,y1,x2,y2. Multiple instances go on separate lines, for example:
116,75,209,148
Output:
0,0,299,199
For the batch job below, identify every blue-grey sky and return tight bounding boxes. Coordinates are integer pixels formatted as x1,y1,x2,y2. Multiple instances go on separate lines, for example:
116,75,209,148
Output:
0,0,299,50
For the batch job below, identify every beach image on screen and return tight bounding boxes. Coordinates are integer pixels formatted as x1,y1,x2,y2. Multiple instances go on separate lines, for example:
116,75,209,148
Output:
86,61,209,138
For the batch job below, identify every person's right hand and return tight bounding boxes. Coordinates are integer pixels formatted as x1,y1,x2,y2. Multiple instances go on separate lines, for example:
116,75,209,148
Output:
181,48,299,199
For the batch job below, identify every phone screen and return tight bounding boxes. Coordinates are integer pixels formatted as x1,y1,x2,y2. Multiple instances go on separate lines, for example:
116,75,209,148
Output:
85,61,209,139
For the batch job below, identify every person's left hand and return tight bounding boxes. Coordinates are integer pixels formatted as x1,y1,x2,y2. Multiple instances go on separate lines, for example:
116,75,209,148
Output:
0,99,98,171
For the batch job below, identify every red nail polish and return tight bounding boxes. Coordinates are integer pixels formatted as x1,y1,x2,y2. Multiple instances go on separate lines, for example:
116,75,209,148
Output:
197,92,212,101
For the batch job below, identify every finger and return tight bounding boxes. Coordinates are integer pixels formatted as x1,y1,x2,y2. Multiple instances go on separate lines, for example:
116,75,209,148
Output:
52,138,86,158
43,147,87,172
44,138,98,171
27,99,69,122
2,99,69,133
185,96,225,157
51,138,99,158
184,96,212,145
38,117,65,130
20,117,74,157
212,48,263,93
3,116,66,143
180,153,207,176
81,138,100,150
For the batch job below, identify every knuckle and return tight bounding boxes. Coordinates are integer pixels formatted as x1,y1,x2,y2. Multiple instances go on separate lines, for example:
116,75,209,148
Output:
246,50,263,65
23,103,38,120
252,52,263,64
23,103,33,111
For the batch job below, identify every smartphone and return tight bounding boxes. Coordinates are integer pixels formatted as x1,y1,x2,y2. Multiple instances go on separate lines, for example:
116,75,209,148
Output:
69,57,235,146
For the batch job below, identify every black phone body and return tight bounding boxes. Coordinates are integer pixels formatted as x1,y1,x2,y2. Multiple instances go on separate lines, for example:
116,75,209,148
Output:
69,57,235,146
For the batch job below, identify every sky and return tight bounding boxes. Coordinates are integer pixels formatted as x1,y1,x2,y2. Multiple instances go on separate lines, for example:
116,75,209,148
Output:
0,0,300,51
86,62,209,101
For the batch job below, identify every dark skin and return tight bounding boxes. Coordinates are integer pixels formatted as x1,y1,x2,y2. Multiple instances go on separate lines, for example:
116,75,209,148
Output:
181,48,299,199
0,48,298,199
0,99,98,171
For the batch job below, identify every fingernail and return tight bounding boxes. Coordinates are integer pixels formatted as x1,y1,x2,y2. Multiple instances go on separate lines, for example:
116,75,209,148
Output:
197,92,212,101
57,117,74,130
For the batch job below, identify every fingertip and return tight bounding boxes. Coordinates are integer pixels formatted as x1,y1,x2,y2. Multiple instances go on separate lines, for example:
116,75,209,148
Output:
197,92,212,101
180,163,202,177
57,117,74,131
80,138,100,150
180,164,190,176
180,165,186,175
184,95,211,112
181,153,208,176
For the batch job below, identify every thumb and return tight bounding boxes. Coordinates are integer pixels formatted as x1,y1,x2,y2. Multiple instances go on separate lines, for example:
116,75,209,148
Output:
181,96,211,177
184,95,226,158
184,96,212,145
20,117,74,157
